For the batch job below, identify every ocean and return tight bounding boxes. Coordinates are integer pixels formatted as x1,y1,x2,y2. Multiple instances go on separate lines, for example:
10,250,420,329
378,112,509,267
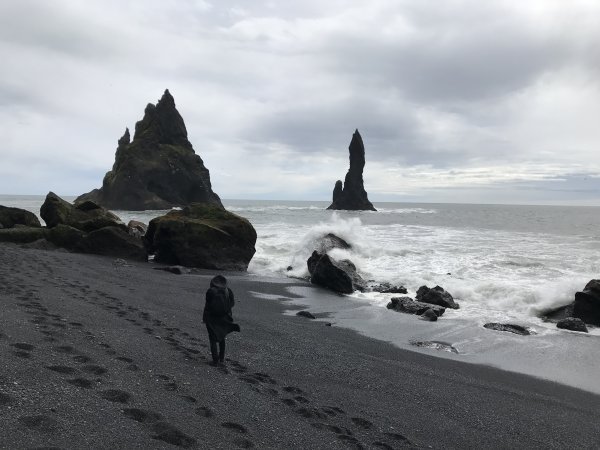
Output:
3,195,600,391
3,195,599,330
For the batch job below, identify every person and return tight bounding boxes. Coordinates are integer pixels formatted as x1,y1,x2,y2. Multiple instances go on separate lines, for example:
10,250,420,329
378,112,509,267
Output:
203,275,240,366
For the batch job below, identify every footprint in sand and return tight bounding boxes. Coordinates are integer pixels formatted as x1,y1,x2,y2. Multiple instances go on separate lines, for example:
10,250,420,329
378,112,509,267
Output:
180,395,197,404
122,408,163,424
99,389,131,404
351,417,374,429
12,351,31,359
195,406,214,418
283,386,304,395
0,392,14,405
115,356,134,363
221,422,248,434
151,422,197,449
18,415,58,433
383,432,412,444
11,343,35,351
72,355,93,364
54,345,76,354
295,407,328,420
81,365,107,376
66,378,94,389
46,365,78,375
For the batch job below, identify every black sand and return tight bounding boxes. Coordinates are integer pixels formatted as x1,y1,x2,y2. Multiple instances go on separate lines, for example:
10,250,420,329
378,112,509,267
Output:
1,244,599,449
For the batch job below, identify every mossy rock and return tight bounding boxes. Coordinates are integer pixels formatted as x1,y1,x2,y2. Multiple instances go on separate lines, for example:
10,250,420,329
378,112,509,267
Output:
0,226,47,244
40,192,125,232
145,203,256,270
0,206,41,228
83,226,147,261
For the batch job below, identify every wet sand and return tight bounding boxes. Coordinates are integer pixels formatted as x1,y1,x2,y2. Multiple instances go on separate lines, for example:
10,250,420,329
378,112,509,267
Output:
1,244,599,449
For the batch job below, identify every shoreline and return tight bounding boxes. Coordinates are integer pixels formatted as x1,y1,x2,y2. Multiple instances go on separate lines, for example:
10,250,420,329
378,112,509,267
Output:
1,243,600,448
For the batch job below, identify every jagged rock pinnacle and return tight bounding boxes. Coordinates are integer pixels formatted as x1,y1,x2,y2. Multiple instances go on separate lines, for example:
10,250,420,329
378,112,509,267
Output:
327,129,376,211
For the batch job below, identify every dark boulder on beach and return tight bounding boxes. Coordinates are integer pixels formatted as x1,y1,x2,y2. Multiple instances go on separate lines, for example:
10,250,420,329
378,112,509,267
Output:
0,226,47,244
127,220,147,237
416,285,459,309
386,297,445,317
483,323,532,336
296,311,316,319
327,130,376,211
556,317,588,333
0,206,41,228
145,203,257,271
573,280,600,326
307,251,366,294
41,192,125,233
83,227,147,261
76,90,223,211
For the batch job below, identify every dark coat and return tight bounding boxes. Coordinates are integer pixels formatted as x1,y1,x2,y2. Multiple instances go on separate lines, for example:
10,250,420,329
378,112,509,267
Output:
203,275,240,341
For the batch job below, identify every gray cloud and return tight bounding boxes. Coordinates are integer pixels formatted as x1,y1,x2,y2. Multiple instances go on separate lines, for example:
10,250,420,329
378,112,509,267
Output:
0,0,599,203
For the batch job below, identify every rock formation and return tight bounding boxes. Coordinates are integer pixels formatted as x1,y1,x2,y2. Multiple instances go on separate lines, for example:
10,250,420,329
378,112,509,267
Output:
144,203,257,271
76,89,222,211
327,130,376,211
386,297,446,317
0,206,41,228
307,251,367,294
0,193,146,261
416,285,459,309
543,279,600,327
483,323,532,336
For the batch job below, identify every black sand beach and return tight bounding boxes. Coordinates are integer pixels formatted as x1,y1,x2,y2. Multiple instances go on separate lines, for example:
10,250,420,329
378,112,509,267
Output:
1,244,599,449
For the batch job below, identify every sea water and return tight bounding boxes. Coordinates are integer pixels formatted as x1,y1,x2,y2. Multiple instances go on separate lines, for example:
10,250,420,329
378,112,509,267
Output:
3,195,600,330
3,195,600,391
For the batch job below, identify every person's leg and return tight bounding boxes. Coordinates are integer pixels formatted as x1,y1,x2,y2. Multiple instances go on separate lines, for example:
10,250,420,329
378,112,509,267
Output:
206,326,219,364
218,339,226,363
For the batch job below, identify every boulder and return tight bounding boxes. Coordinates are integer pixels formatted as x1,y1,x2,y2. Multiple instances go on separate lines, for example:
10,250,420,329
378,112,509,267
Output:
416,285,459,309
0,206,41,228
314,233,351,253
327,130,376,211
46,224,87,251
40,192,125,233
0,226,47,244
386,297,445,317
573,280,600,326
127,220,148,237
369,282,408,294
76,90,223,210
307,251,366,293
483,323,532,336
556,317,588,333
420,309,439,321
83,227,147,261
296,311,316,319
144,203,257,271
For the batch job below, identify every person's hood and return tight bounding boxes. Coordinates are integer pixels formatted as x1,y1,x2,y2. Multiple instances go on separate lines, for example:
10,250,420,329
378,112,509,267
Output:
210,275,228,289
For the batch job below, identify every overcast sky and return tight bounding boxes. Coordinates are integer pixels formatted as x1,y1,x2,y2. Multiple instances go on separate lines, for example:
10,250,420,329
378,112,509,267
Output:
1,0,599,204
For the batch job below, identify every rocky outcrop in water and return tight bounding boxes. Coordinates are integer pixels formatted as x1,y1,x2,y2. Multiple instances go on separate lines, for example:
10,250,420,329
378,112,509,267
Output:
544,279,600,327
416,285,459,309
483,323,532,336
76,89,222,211
144,203,257,271
386,297,446,317
307,251,366,294
556,317,588,333
327,130,376,211
0,206,41,229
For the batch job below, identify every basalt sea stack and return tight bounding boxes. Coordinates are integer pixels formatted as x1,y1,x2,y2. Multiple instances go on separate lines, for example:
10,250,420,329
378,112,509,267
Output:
327,130,376,211
76,89,222,211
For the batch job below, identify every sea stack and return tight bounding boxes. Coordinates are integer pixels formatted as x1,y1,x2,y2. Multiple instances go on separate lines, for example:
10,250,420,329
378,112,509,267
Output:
76,89,223,211
327,130,376,211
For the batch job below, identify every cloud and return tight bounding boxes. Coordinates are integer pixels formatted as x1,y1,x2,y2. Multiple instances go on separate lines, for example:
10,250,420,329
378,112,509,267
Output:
0,0,599,205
